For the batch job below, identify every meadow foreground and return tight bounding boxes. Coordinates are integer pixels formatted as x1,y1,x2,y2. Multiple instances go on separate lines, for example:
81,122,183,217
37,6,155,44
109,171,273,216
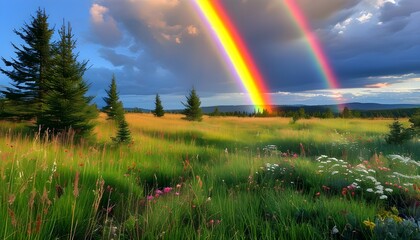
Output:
0,114,419,239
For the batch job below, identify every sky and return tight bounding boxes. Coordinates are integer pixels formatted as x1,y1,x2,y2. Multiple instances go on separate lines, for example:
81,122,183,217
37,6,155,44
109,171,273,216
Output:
0,0,419,109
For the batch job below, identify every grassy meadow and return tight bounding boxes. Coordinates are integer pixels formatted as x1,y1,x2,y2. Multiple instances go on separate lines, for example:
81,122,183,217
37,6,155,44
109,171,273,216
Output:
1,113,420,239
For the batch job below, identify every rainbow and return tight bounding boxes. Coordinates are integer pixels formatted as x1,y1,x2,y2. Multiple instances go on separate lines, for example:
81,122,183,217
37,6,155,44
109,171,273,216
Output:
283,0,340,90
194,0,272,111
194,0,341,110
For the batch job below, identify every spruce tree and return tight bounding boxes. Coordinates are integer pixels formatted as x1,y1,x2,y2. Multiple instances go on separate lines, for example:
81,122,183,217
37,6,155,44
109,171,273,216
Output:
0,8,54,119
113,115,131,144
153,94,164,117
409,108,420,135
341,107,352,118
102,74,123,120
182,87,203,121
38,22,97,138
385,119,412,144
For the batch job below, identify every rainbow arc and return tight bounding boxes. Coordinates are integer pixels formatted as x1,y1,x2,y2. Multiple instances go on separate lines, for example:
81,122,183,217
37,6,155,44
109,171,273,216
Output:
194,0,341,110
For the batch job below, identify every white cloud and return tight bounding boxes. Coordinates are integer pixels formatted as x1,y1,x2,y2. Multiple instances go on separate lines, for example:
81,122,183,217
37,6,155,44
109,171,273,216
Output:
90,4,108,23
372,0,397,8
186,25,198,35
89,3,122,46
357,12,373,23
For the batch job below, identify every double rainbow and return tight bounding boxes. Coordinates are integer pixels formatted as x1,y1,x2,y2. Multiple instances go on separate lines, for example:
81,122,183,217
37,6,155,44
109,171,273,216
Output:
194,0,340,109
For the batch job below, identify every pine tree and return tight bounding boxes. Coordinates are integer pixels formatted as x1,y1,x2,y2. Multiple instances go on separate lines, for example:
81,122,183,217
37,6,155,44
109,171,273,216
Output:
341,107,352,118
153,94,164,117
0,8,54,119
113,115,131,144
323,108,334,118
385,119,412,144
409,108,420,135
38,22,97,138
182,87,202,121
102,74,123,120
211,107,220,117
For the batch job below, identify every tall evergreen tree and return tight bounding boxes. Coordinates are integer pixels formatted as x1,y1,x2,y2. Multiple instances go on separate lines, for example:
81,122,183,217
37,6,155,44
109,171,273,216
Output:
38,22,97,138
153,94,164,117
102,74,123,120
0,8,54,119
182,87,202,121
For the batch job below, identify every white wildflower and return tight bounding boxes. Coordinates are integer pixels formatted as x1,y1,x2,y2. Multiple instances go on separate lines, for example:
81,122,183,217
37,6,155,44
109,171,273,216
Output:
385,188,393,192
331,225,339,235
331,171,339,175
379,195,388,200
393,172,420,180
366,188,374,192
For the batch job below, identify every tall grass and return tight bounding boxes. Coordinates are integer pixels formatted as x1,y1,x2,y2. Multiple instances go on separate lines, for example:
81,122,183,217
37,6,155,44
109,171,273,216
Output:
0,114,418,239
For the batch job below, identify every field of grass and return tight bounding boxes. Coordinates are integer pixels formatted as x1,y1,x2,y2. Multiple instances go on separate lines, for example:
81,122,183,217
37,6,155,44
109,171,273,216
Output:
1,113,419,239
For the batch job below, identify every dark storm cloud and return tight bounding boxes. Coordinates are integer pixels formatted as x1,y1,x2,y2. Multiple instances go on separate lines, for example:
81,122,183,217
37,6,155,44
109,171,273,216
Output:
87,0,420,100
380,0,420,22
88,0,244,98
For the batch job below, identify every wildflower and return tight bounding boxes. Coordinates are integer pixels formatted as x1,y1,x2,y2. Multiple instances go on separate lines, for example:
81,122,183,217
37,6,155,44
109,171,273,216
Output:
384,188,393,192
366,188,374,192
147,195,154,201
331,225,339,235
342,188,348,196
331,171,339,175
363,220,376,230
315,192,321,197
175,192,180,196
155,189,163,195
163,187,172,193
379,195,388,200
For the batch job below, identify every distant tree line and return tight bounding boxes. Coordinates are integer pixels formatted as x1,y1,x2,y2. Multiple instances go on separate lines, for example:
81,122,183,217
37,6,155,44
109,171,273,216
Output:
208,106,419,119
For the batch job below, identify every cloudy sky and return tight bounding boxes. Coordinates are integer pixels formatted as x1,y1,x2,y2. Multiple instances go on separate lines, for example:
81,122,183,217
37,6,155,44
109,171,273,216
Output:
0,0,419,109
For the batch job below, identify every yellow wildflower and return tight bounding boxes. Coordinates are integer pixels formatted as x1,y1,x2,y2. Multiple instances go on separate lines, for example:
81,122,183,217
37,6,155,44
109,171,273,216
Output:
363,220,376,231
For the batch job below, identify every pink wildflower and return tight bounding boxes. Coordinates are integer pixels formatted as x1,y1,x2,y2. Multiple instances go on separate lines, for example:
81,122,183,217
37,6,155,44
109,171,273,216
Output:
163,187,172,193
155,189,163,195
147,195,154,201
